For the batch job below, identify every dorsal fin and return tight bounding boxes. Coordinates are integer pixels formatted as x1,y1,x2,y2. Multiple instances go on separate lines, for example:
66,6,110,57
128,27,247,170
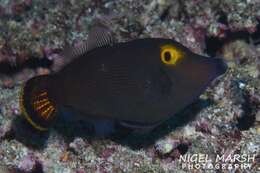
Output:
54,18,116,72
70,18,115,58
86,18,115,51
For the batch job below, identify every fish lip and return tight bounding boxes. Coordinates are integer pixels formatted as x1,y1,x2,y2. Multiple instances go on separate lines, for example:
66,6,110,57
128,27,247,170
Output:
212,57,228,76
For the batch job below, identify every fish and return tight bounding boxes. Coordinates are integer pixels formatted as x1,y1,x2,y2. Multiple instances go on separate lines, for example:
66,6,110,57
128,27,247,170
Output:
19,19,227,134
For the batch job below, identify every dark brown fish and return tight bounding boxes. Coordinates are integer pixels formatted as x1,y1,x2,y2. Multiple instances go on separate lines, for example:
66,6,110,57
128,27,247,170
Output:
19,20,227,133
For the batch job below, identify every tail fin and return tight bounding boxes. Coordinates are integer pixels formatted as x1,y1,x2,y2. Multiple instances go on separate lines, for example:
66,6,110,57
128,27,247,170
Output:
19,75,57,131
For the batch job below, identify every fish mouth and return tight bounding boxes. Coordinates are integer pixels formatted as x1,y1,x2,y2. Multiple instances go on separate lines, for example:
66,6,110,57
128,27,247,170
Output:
212,57,228,76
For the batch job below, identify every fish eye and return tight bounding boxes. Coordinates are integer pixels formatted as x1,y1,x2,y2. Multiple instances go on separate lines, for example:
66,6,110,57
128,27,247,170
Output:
160,44,183,65
164,51,172,62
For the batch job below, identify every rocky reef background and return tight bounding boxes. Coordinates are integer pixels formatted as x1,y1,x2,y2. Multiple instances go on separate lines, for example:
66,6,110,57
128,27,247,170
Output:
0,0,259,172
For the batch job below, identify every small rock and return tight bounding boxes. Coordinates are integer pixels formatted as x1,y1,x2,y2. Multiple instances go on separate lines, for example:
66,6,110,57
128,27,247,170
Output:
0,165,11,173
155,139,180,156
182,125,196,137
133,162,140,167
18,154,38,172
24,0,33,7
238,82,246,89
36,67,50,75
169,149,181,160
2,78,14,89
0,120,13,139
100,147,115,159
60,151,70,162
76,169,86,173
195,120,211,134
222,40,254,64
247,65,259,78
214,87,225,101
176,142,190,155
256,126,260,135
256,110,260,122
0,5,5,17
69,137,87,154
11,102,20,116
11,2,26,16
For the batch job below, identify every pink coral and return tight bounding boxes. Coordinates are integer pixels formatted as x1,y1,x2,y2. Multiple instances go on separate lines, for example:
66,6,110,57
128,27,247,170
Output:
18,154,38,172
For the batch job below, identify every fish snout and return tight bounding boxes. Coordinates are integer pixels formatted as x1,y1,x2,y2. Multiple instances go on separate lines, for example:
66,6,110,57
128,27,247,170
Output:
212,57,228,76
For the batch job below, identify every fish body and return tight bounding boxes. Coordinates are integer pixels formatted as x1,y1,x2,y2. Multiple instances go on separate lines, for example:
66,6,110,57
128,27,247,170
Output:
19,21,227,132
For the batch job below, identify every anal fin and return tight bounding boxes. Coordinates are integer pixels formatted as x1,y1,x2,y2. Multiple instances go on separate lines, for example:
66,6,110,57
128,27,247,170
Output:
119,120,162,133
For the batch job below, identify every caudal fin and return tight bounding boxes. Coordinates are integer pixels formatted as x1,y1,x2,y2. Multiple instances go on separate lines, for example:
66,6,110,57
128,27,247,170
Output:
19,75,57,131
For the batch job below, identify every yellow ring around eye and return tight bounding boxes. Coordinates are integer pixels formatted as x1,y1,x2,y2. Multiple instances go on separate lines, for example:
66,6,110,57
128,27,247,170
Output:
160,45,183,65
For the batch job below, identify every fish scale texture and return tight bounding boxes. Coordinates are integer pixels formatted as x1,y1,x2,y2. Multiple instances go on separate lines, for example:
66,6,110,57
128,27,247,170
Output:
0,0,259,173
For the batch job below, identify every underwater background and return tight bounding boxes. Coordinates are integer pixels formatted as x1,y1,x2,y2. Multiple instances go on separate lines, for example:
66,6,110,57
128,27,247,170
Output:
0,0,259,172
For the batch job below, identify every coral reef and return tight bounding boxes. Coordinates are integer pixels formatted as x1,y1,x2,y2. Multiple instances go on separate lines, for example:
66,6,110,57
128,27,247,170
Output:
0,0,259,172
